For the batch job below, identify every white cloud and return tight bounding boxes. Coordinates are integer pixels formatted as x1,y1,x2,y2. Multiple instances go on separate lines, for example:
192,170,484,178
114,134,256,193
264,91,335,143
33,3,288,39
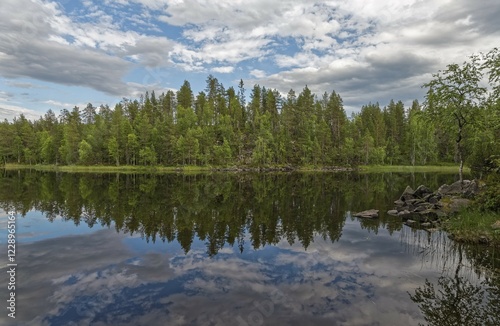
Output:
250,69,266,78
211,66,235,73
1,0,500,119
43,100,86,109
0,103,42,121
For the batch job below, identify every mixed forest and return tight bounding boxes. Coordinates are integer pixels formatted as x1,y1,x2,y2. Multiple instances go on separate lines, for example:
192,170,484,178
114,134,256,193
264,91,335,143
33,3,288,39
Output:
0,49,499,171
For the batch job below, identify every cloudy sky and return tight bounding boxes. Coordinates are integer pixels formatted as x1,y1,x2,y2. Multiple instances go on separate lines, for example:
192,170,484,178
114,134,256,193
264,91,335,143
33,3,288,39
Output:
1,0,499,120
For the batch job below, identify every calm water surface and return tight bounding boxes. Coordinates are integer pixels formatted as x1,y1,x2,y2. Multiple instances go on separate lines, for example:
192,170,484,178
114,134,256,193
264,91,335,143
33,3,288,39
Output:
0,171,499,326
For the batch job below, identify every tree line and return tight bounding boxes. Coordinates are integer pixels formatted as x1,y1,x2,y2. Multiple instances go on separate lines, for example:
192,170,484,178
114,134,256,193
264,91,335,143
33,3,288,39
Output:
0,49,499,169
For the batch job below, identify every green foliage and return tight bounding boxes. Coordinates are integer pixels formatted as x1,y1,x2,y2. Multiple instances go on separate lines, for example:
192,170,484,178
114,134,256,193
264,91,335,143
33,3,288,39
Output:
78,140,93,165
139,146,157,165
107,137,120,166
212,139,232,166
423,54,489,181
444,207,500,246
1,49,499,169
410,276,500,326
474,163,500,212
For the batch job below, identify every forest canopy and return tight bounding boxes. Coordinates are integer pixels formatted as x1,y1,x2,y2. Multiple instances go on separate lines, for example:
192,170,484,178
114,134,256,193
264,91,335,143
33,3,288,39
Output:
1,49,499,169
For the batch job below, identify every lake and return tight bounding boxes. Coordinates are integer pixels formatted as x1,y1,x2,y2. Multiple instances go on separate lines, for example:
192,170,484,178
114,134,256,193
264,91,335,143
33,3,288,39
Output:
0,171,499,326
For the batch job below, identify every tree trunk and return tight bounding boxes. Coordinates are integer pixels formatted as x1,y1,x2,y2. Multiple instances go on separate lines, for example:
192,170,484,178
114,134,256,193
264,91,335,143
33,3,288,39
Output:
459,156,464,184
457,124,464,185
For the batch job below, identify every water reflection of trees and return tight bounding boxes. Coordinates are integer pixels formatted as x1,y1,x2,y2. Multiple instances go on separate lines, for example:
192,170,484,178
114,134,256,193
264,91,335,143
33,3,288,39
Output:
401,224,500,326
400,225,500,279
410,275,500,326
0,171,454,255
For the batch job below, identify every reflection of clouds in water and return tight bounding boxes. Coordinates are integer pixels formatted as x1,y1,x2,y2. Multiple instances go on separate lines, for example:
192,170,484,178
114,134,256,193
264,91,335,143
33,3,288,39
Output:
164,236,426,325
0,209,14,231
0,221,488,326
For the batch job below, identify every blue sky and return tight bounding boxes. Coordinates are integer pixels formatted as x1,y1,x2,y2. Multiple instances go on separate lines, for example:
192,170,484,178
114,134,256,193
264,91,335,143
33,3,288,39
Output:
1,0,499,120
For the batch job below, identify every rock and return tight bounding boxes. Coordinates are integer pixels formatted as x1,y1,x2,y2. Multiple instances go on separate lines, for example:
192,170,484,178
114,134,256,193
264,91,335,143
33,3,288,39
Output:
396,205,410,212
394,199,405,207
387,210,399,216
479,236,490,244
353,209,379,218
438,180,479,198
400,186,415,201
414,205,428,212
432,202,443,209
428,196,441,204
434,210,448,218
407,199,424,206
414,185,433,198
463,180,479,198
421,222,432,228
398,210,412,220
438,181,463,195
441,197,471,214
418,209,442,221
491,221,500,230
406,219,417,226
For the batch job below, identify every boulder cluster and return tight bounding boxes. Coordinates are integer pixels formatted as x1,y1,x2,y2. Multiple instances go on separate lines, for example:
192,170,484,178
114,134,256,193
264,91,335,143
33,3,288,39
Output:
353,180,479,227
388,180,478,228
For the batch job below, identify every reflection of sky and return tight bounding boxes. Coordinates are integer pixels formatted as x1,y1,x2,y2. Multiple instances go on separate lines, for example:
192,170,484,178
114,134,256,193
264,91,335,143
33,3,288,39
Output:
0,209,109,245
0,209,489,326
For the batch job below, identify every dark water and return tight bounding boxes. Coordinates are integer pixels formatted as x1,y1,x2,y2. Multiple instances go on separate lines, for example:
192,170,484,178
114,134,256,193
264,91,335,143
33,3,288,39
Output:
0,171,499,326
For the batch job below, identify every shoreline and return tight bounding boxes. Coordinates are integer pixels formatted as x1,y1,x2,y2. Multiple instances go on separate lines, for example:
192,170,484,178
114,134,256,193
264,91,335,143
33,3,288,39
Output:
387,180,500,248
443,210,500,247
4,163,498,246
2,163,466,174
1,163,353,174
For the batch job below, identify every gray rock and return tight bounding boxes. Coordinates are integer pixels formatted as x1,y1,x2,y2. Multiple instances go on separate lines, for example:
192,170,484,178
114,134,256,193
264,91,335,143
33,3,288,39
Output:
418,209,436,216
479,236,490,244
406,219,417,226
394,199,405,207
353,209,379,218
438,181,463,195
398,210,412,220
463,180,479,198
418,209,443,221
446,198,471,213
434,210,448,218
414,205,429,212
400,186,415,201
421,222,432,228
407,198,424,205
397,205,410,212
428,196,440,204
387,210,399,216
414,185,433,198
438,180,478,198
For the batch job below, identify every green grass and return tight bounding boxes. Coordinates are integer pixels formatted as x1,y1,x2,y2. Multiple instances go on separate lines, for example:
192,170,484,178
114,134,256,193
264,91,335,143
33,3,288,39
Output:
444,209,500,247
2,163,355,173
359,165,470,173
2,164,214,174
3,163,469,174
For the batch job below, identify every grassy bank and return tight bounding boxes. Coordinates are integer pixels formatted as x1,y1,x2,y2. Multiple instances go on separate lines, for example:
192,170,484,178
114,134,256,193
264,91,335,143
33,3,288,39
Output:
1,163,355,173
359,165,470,173
444,209,500,247
1,164,213,174
3,163,468,174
